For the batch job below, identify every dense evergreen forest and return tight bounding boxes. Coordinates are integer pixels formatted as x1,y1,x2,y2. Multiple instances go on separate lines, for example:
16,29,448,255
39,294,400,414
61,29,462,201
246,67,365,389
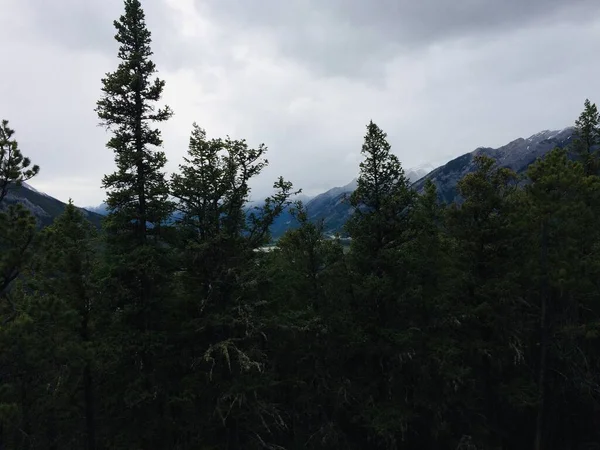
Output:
2,1,600,449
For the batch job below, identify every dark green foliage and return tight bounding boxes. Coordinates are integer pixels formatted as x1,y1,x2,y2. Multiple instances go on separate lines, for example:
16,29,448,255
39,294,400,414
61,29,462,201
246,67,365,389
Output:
521,150,600,449
0,120,39,204
0,202,99,449
0,121,40,450
572,99,600,175
0,120,39,321
96,0,173,239
347,120,415,272
445,156,532,449
263,203,355,448
165,122,297,448
93,1,178,447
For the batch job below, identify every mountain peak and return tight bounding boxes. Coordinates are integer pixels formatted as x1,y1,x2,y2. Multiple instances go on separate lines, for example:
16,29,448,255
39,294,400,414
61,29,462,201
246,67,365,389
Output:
525,127,574,142
22,182,52,198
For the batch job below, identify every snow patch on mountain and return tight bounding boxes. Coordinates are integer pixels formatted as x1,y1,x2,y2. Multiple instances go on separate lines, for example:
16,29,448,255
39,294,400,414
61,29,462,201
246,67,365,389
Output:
22,182,52,198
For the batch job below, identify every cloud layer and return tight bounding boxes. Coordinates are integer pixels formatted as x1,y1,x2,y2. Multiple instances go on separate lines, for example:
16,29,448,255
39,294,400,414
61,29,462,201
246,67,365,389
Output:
2,0,600,205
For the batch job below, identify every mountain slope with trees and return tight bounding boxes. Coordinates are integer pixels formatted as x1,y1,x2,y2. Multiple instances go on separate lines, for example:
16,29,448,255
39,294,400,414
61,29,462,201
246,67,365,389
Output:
3,183,104,228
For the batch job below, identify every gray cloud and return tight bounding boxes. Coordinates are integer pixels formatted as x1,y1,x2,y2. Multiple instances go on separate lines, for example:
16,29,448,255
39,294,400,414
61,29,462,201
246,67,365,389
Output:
17,0,120,52
196,0,600,78
20,0,600,79
16,0,168,49
11,0,205,71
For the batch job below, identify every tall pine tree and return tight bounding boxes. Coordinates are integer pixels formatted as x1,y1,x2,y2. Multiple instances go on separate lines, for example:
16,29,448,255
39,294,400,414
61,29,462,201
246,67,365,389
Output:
573,99,600,176
0,120,39,448
347,120,414,273
0,120,40,204
168,124,298,448
344,121,420,447
0,120,39,318
95,1,176,447
96,0,173,240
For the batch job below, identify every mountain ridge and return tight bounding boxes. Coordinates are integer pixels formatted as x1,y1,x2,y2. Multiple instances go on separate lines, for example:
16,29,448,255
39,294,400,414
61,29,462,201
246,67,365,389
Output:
411,127,575,203
3,184,104,228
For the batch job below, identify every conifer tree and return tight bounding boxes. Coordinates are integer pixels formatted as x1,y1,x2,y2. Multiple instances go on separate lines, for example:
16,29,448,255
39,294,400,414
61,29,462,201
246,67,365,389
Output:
345,120,414,328
523,149,600,449
343,122,421,446
0,120,40,450
0,120,39,319
266,203,354,447
96,0,173,240
395,181,465,446
446,155,533,448
0,202,100,449
347,120,414,270
274,201,344,306
94,1,175,447
168,124,298,448
171,123,297,293
0,120,40,204
38,201,99,450
573,99,600,175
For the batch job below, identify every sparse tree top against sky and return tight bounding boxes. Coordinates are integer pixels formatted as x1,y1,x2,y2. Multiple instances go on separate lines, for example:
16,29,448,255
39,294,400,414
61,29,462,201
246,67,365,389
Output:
573,98,600,175
0,120,40,204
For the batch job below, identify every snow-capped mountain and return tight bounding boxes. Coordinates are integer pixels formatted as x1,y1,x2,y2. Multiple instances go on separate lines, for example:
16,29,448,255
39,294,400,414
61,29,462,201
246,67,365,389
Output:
21,182,53,198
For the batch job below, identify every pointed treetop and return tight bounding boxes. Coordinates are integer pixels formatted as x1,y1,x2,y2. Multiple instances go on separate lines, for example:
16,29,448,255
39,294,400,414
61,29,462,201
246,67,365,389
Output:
0,120,40,204
573,98,600,175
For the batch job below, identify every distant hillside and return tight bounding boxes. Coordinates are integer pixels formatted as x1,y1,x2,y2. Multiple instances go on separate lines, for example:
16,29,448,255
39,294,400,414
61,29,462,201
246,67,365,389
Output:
3,183,104,228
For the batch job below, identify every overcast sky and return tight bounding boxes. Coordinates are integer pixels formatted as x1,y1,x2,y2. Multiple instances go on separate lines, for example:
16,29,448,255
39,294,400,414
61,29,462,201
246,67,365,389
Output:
2,0,600,206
